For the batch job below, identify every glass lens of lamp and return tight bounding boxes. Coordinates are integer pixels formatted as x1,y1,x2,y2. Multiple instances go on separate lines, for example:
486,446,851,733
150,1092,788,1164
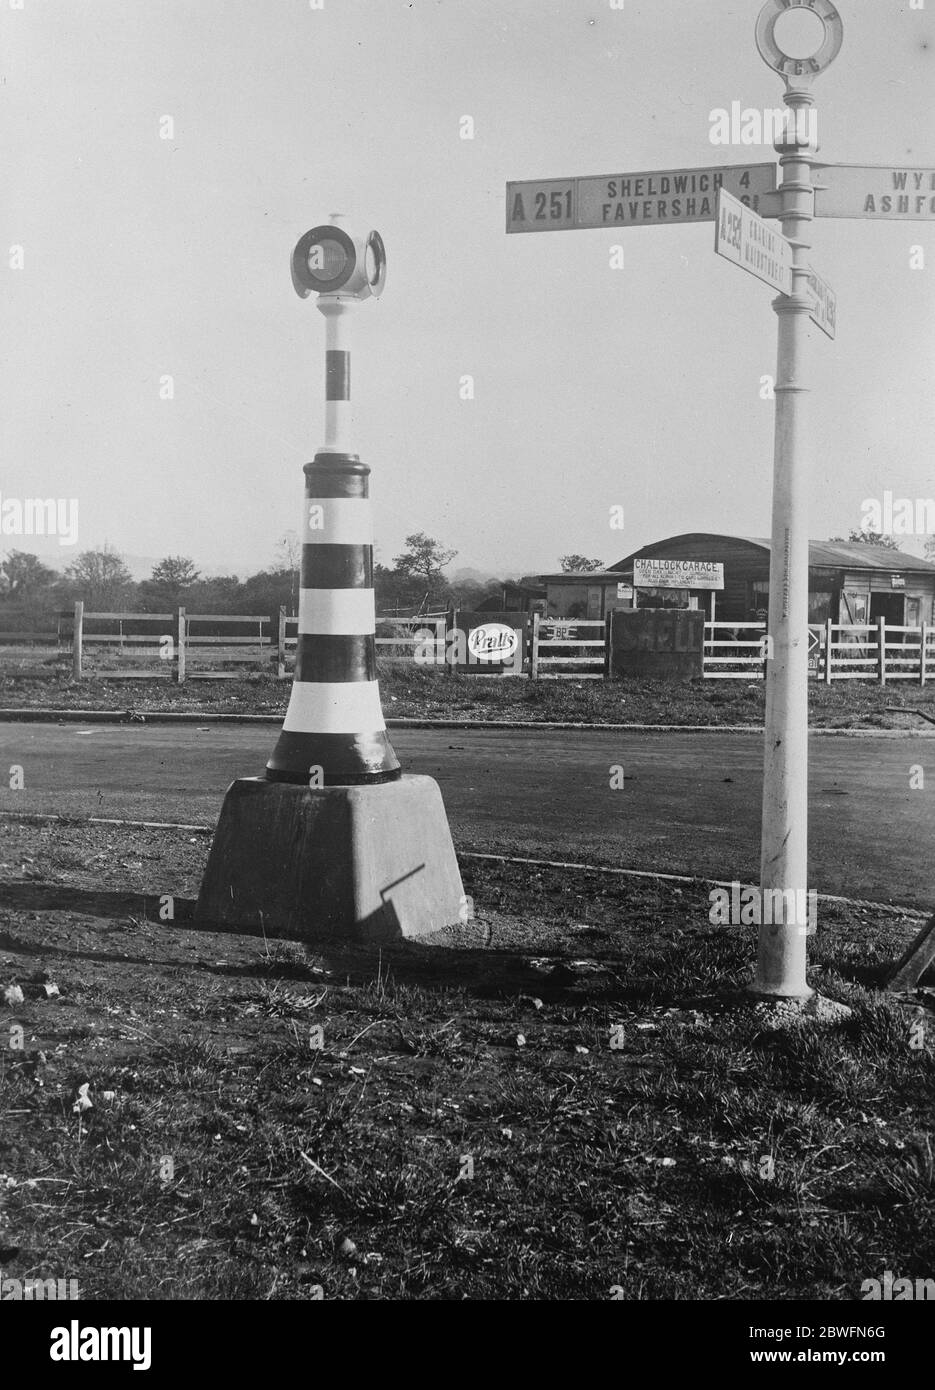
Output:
307,239,348,281
366,241,384,286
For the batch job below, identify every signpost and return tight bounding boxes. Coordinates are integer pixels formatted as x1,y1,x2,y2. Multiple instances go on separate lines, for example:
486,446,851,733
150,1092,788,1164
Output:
507,0,931,1003
506,163,779,233
808,628,822,676
715,190,793,295
806,265,836,340
749,0,842,1000
813,164,935,219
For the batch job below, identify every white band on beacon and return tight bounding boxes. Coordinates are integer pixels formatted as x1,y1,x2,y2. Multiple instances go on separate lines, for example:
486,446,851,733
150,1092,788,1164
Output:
282,680,387,734
298,587,376,635
302,498,374,546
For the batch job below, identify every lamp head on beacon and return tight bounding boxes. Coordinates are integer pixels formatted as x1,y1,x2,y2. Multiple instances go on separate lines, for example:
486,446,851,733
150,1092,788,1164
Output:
290,219,387,301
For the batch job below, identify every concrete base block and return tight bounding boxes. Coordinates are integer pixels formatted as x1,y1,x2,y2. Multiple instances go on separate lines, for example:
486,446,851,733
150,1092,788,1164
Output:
195,774,465,942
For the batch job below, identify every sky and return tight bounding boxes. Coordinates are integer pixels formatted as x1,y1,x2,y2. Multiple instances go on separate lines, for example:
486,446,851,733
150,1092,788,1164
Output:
3,0,934,583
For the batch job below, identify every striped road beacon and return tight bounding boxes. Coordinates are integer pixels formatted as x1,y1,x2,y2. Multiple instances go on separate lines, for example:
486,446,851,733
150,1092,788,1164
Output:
196,216,465,941
267,216,397,783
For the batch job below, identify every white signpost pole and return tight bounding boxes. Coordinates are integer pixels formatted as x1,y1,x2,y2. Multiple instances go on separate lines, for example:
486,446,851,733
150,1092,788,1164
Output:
507,0,935,1001
752,0,843,998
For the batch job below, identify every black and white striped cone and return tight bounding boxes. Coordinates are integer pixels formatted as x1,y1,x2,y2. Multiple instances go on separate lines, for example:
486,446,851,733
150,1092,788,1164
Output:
265,449,400,784
195,221,464,941
266,278,399,785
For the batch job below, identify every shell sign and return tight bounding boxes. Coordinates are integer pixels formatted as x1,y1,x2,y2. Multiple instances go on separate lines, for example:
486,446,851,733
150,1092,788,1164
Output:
467,623,519,663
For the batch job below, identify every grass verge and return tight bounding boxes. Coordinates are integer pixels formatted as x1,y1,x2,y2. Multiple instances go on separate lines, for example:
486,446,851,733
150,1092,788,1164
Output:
0,820,932,1299
1,660,934,729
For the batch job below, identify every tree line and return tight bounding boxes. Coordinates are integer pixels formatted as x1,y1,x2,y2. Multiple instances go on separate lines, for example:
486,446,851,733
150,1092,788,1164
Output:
0,532,536,630
4,529,907,634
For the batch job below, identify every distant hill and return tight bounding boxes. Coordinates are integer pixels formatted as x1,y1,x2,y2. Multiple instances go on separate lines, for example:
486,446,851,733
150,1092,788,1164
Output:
450,566,529,587
449,566,497,586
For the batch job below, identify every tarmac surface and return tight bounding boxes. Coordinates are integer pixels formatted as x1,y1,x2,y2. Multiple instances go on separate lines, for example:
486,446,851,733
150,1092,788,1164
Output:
0,721,932,909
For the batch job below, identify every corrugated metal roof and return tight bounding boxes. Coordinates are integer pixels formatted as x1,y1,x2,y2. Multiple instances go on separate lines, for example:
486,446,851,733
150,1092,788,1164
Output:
536,571,632,582
609,533,935,574
746,537,935,572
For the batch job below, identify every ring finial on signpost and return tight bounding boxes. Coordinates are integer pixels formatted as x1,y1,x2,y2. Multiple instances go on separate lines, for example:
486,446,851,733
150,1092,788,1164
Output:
755,0,844,87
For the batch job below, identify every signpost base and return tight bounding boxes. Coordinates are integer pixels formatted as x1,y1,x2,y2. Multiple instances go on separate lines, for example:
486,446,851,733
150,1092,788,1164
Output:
195,775,465,942
740,989,850,1027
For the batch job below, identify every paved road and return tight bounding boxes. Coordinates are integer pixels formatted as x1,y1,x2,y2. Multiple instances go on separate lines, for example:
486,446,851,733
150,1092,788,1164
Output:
0,722,932,907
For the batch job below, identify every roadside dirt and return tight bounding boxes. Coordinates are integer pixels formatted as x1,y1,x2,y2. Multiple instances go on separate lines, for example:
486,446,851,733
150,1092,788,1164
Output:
1,818,932,1301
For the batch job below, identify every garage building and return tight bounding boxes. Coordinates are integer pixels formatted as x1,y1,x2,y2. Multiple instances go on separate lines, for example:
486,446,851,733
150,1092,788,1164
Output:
539,533,935,627
614,534,935,627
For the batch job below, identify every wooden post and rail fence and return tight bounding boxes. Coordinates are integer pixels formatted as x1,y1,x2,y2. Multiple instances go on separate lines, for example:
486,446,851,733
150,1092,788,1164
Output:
1,603,933,684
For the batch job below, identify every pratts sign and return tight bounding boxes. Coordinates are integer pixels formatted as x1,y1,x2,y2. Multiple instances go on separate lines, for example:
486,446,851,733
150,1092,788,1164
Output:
633,559,725,590
446,612,527,673
467,623,519,662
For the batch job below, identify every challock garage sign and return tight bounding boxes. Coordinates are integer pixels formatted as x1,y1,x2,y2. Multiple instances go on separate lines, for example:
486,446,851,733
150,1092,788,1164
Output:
633,559,725,591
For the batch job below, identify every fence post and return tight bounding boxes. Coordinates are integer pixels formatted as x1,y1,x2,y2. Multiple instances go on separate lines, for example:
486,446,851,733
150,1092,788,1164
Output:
277,605,286,679
72,600,84,680
176,607,186,684
445,608,456,676
531,611,540,681
921,622,929,688
604,612,612,679
877,615,886,686
824,617,833,686
445,605,454,675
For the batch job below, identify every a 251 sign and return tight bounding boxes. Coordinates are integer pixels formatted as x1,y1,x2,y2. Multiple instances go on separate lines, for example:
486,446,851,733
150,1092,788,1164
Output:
530,187,574,223
506,164,780,233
